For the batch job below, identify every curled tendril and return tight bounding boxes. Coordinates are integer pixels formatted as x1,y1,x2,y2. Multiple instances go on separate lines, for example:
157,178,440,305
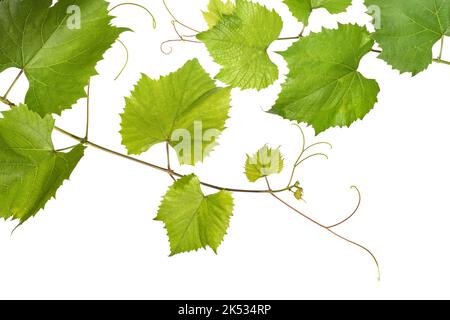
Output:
304,141,333,153
160,38,201,55
286,125,361,228
159,0,202,54
159,15,200,55
109,2,157,29
108,3,156,80
295,152,329,166
114,39,129,80
327,186,362,228
265,177,379,280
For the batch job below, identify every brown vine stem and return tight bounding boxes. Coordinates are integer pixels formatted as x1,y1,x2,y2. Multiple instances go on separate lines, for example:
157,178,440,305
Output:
3,93,377,278
53,127,294,194
0,96,14,107
264,177,380,280
278,26,306,41
0,92,294,196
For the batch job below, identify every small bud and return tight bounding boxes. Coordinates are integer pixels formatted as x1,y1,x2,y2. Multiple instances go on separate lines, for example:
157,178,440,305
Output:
294,187,303,201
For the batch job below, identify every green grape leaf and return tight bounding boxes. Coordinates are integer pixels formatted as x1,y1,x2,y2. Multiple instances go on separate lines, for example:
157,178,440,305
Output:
155,174,234,256
197,0,283,90
0,0,127,116
0,105,84,223
284,0,352,24
245,146,284,182
120,59,231,165
203,0,235,28
270,24,380,134
366,0,450,75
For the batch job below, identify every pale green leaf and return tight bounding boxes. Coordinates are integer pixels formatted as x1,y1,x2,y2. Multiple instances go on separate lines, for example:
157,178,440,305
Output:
270,24,380,134
197,0,283,90
0,105,84,223
203,0,235,28
155,174,234,256
245,146,284,182
366,0,450,74
284,0,352,24
120,59,231,165
0,0,127,116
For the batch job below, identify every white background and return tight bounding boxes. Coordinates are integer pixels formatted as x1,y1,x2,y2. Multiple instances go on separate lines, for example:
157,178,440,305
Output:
0,0,449,300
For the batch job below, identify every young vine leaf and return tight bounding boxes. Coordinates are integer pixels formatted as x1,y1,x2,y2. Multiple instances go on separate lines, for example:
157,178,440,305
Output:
0,0,127,116
0,105,84,223
283,0,352,24
270,24,380,134
155,174,234,256
203,0,235,28
245,146,284,182
197,0,283,90
366,0,450,75
120,59,231,165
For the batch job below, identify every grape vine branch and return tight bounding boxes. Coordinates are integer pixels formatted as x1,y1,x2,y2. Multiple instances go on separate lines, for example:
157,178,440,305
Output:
0,67,379,279
4,0,449,280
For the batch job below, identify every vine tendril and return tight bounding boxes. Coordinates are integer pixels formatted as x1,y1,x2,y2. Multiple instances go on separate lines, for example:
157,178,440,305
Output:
304,141,333,153
160,4,201,54
265,177,380,280
108,3,156,80
162,0,200,33
326,186,362,229
160,38,201,55
109,2,157,29
295,153,329,166
114,39,129,80
286,124,332,188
